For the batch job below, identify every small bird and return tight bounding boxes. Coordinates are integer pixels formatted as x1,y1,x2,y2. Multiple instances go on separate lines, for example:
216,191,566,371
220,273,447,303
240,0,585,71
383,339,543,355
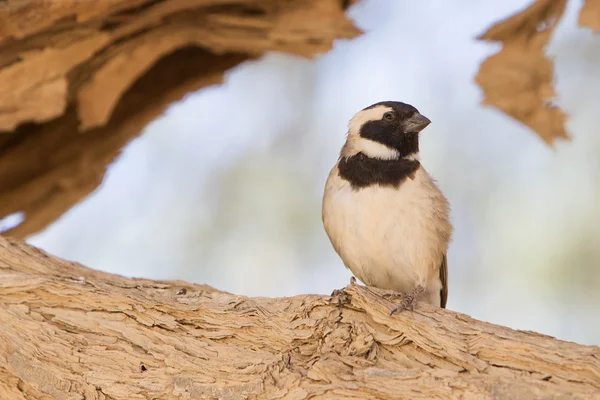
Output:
322,101,452,312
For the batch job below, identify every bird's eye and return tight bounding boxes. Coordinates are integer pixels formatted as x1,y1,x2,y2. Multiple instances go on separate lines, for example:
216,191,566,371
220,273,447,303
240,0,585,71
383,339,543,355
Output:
383,112,395,121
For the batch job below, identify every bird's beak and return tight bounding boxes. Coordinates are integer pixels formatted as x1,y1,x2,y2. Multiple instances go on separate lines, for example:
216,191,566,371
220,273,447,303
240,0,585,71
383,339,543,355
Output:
403,113,431,133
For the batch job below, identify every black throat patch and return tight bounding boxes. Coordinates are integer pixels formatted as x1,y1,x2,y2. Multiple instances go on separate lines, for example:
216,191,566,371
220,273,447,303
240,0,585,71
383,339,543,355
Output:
337,153,421,189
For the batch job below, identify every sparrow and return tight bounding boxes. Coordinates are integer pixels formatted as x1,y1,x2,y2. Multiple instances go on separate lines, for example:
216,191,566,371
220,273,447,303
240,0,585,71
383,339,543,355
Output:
322,101,452,312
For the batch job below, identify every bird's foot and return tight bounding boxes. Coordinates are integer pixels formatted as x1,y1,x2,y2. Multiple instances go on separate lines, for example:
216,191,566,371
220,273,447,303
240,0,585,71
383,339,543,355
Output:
381,291,403,301
330,289,351,307
329,277,358,307
387,285,426,315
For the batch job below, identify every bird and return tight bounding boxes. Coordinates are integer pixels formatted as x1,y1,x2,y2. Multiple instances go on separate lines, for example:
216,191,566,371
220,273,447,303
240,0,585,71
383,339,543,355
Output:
322,101,452,312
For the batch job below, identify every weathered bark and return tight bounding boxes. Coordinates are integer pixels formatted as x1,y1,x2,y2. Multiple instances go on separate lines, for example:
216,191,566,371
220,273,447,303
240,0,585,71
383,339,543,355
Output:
0,0,361,239
475,0,569,146
0,237,599,399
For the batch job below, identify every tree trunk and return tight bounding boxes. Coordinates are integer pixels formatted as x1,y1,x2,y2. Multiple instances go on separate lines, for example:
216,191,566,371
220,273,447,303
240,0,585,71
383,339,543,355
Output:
0,236,598,399
0,0,360,239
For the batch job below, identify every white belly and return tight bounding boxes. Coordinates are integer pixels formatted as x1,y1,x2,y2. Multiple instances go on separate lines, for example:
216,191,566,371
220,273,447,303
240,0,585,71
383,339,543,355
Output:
322,167,450,299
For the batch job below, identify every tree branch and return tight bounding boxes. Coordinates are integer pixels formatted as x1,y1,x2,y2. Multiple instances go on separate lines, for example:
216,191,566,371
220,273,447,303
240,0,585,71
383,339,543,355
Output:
0,0,361,239
0,236,598,399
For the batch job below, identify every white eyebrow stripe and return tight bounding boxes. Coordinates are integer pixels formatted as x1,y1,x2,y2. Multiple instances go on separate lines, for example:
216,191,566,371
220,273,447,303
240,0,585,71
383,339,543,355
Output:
348,105,392,135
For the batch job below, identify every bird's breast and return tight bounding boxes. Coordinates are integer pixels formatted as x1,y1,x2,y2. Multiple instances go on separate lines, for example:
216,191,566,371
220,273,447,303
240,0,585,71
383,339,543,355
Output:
322,165,451,292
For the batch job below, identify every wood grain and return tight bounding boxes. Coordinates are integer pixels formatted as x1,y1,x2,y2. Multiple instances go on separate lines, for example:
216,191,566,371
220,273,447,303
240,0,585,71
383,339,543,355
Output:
0,236,599,399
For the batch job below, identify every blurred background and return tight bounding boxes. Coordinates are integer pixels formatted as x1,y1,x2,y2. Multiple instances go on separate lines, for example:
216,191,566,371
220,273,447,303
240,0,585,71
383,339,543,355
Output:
10,1,600,345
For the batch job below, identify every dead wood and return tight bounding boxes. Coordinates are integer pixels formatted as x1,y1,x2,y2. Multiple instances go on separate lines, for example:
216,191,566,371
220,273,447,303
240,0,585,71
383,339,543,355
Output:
0,236,599,399
0,0,360,239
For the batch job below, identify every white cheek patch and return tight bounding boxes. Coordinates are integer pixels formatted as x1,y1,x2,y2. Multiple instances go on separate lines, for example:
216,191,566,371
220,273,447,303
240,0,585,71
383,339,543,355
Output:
346,105,398,160
405,152,420,161
355,138,400,160
348,105,393,136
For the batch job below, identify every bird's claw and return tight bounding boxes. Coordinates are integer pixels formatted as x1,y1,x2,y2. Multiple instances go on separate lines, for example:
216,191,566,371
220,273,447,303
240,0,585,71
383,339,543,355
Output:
330,288,351,307
389,294,418,315
387,285,426,315
382,292,402,300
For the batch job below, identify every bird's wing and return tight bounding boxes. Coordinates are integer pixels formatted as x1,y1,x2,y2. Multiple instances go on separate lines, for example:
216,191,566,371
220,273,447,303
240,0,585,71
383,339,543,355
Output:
440,253,448,308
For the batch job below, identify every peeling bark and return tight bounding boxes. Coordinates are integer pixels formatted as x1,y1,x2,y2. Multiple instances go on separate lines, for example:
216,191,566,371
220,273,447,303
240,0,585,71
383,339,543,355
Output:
0,236,599,399
580,0,600,32
475,0,569,146
0,0,361,239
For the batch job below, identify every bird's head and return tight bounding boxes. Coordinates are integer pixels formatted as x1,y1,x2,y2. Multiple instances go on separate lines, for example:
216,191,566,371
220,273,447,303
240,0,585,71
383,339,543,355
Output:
343,101,430,160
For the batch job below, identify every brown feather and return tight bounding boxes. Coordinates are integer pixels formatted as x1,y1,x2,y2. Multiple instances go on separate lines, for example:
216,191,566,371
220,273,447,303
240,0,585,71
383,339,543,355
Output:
440,254,448,308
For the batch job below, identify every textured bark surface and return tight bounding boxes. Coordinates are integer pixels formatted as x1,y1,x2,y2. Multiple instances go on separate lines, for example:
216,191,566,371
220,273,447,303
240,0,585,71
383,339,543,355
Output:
475,0,600,146
0,0,360,239
475,0,569,146
1,236,599,400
